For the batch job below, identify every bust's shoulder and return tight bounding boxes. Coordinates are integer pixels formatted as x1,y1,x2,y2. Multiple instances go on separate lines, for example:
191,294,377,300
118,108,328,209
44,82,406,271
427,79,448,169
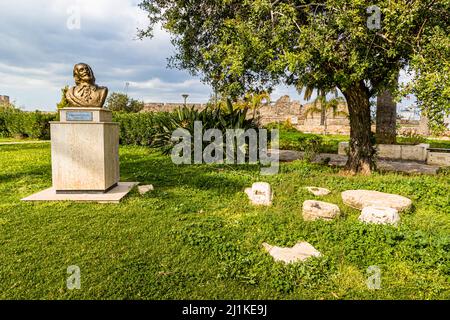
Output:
97,86,108,97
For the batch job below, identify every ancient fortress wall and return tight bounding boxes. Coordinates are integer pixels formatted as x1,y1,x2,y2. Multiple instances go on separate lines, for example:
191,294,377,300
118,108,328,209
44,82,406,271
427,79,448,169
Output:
142,95,431,136
0,95,10,105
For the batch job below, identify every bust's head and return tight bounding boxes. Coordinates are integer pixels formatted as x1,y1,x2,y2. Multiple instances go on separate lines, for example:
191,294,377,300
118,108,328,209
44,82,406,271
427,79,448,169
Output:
73,63,96,86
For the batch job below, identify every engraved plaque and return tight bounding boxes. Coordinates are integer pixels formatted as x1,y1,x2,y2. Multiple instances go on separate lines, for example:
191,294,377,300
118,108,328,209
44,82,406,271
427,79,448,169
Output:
66,112,93,122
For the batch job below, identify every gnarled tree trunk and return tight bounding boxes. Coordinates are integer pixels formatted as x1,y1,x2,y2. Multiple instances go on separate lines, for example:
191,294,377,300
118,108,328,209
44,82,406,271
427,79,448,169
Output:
342,81,376,175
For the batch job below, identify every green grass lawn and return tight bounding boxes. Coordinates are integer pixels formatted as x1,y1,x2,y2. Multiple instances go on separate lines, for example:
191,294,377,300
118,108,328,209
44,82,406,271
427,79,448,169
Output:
0,137,43,143
0,143,449,299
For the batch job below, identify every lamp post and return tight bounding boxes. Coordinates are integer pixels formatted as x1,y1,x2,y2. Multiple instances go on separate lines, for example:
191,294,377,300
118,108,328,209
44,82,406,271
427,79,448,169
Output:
182,94,189,106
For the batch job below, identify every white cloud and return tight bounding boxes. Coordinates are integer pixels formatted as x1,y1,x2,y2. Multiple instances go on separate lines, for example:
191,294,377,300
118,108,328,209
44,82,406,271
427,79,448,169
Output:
0,0,210,110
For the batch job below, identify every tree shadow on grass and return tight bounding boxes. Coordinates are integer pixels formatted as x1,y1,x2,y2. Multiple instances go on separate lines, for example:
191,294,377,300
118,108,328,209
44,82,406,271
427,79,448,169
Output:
0,164,52,185
120,154,263,195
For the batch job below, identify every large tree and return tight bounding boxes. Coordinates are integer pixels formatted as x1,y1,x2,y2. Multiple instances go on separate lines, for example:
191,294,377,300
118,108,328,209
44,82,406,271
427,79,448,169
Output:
138,0,449,174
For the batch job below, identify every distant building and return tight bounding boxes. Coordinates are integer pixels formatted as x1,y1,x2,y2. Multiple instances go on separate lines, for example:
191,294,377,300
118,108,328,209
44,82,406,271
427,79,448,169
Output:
0,95,10,105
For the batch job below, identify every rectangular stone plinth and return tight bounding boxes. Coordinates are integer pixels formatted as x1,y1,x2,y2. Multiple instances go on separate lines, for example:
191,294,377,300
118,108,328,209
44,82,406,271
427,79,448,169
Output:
21,182,139,204
427,151,450,166
50,119,119,192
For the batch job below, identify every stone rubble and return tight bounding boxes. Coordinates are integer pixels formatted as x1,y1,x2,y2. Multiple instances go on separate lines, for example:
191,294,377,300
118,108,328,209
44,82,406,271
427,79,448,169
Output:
138,184,154,195
342,190,412,212
245,182,273,206
302,200,340,221
262,242,321,264
359,206,401,226
305,187,331,196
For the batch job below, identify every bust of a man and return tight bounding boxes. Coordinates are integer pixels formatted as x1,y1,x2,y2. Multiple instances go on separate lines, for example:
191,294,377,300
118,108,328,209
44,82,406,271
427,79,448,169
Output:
66,63,108,108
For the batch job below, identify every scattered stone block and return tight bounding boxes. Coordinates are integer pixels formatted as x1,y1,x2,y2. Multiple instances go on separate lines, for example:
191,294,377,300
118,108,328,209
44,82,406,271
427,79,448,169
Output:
342,190,412,212
338,142,349,156
302,200,340,221
262,242,321,264
305,187,331,196
359,206,401,226
245,182,273,206
427,151,450,166
138,184,154,195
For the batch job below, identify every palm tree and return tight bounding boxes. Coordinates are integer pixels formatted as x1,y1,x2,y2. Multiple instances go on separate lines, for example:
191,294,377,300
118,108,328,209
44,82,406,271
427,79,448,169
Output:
303,86,348,135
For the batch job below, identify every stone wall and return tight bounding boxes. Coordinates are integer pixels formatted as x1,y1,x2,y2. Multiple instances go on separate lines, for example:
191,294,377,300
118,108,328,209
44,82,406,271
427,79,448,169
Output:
141,95,435,136
142,102,205,113
0,95,10,105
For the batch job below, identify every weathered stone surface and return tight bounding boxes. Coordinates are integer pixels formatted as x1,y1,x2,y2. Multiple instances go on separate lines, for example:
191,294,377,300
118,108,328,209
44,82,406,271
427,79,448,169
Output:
359,206,401,226
305,187,331,196
245,182,272,206
342,190,412,212
138,184,154,195
51,117,119,192
377,144,429,162
262,242,321,264
427,151,450,166
302,200,340,221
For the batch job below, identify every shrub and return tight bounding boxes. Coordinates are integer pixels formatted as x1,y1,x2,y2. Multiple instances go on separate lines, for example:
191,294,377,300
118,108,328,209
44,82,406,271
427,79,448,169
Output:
265,121,299,133
0,106,57,139
151,100,259,155
56,86,69,110
398,130,428,145
298,134,323,162
107,93,144,113
112,112,161,146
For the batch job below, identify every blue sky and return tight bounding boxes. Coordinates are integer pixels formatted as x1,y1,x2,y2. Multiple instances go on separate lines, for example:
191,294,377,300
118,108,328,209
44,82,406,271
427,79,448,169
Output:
0,0,417,117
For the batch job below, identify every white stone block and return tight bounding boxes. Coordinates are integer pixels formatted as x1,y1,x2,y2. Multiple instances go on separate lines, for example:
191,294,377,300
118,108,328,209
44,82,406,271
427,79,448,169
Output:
342,190,412,212
245,182,273,206
377,144,402,159
305,187,331,196
302,200,340,221
262,242,321,264
427,152,450,166
359,206,400,226
138,184,154,195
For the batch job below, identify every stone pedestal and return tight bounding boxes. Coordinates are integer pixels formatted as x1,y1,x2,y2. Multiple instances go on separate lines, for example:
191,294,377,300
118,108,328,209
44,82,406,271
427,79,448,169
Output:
22,108,138,203
50,108,119,193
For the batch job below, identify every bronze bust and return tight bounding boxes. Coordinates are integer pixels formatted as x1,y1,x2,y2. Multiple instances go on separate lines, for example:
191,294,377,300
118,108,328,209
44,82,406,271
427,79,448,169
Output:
66,63,108,108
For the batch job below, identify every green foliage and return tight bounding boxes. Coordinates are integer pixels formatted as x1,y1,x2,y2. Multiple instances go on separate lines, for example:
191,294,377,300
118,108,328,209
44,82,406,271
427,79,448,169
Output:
0,144,449,299
299,135,323,162
397,131,428,145
266,123,344,154
0,106,56,139
151,100,259,154
138,0,450,172
113,112,162,146
405,27,450,134
107,92,145,113
265,121,298,133
56,86,69,110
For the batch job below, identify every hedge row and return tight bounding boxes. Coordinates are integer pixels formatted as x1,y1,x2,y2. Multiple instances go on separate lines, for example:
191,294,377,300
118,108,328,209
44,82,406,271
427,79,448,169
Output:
113,112,163,146
0,107,164,145
0,107,57,140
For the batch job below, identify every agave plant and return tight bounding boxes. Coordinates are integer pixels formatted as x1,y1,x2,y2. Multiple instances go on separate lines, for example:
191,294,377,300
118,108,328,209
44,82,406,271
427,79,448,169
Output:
151,98,258,155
